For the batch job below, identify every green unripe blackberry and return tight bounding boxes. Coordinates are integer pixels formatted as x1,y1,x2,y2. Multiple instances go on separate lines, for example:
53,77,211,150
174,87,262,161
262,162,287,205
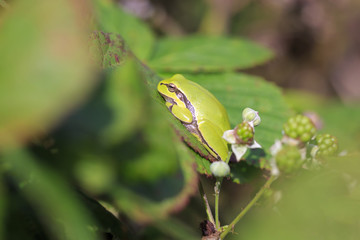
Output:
235,122,254,145
275,145,303,174
315,134,338,157
283,115,316,142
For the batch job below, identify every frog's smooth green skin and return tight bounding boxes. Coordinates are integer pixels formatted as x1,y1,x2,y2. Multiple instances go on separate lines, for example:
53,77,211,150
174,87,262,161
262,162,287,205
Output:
157,74,231,161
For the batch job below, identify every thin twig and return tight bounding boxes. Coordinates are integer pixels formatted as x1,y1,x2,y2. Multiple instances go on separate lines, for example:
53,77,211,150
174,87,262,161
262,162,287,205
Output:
213,151,231,230
220,174,277,239
214,178,222,230
199,179,215,225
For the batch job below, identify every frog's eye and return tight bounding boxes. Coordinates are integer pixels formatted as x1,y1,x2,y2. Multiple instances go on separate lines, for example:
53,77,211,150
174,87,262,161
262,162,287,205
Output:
167,83,177,92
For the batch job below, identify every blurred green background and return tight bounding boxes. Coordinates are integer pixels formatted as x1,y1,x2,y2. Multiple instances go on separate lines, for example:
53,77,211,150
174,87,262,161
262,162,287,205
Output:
0,0,360,239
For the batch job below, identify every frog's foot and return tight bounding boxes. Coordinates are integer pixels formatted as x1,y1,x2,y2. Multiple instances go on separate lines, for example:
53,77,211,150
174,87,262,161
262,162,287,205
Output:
167,103,193,124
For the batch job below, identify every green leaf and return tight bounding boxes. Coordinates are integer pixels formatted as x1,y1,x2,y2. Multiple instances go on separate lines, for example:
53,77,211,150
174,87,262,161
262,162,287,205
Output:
93,0,155,60
2,149,98,240
100,59,148,146
148,36,273,72
109,140,198,223
0,0,96,148
234,154,360,240
316,103,360,152
113,102,180,183
73,102,200,222
79,193,134,239
62,100,199,222
194,153,212,175
89,31,161,93
89,31,131,68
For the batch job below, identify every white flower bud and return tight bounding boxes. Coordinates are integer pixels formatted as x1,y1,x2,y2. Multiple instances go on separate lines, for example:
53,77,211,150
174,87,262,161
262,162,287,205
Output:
242,108,261,126
253,115,261,126
210,161,230,177
242,108,256,121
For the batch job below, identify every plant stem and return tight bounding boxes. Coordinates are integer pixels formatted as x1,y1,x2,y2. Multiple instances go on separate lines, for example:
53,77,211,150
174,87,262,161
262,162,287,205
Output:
214,178,222,230
220,174,277,239
199,179,215,225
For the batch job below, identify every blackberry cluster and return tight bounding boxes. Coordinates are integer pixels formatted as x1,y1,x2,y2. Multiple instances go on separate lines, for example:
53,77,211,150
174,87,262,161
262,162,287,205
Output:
315,134,338,157
275,145,303,174
235,122,254,145
283,115,316,142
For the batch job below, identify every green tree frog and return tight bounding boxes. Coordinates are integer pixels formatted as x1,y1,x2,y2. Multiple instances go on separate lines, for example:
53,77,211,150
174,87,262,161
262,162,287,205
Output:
157,74,230,161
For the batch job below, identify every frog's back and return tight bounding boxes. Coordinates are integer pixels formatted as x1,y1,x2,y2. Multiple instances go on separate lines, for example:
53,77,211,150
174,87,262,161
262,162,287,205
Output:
172,75,231,132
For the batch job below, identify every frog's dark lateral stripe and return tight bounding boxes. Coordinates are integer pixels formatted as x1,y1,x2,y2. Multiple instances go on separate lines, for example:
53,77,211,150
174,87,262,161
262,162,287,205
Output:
159,83,222,161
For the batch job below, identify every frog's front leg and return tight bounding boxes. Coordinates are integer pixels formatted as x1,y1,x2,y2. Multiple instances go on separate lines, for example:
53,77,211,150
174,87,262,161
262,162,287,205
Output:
198,120,229,161
167,102,193,124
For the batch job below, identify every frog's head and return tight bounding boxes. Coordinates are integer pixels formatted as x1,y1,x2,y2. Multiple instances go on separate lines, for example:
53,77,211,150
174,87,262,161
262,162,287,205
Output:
157,74,187,108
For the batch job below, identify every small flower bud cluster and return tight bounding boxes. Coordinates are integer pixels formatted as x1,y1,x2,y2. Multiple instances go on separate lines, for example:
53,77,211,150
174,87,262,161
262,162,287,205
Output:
233,108,261,145
283,115,316,143
222,108,262,164
242,108,261,126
